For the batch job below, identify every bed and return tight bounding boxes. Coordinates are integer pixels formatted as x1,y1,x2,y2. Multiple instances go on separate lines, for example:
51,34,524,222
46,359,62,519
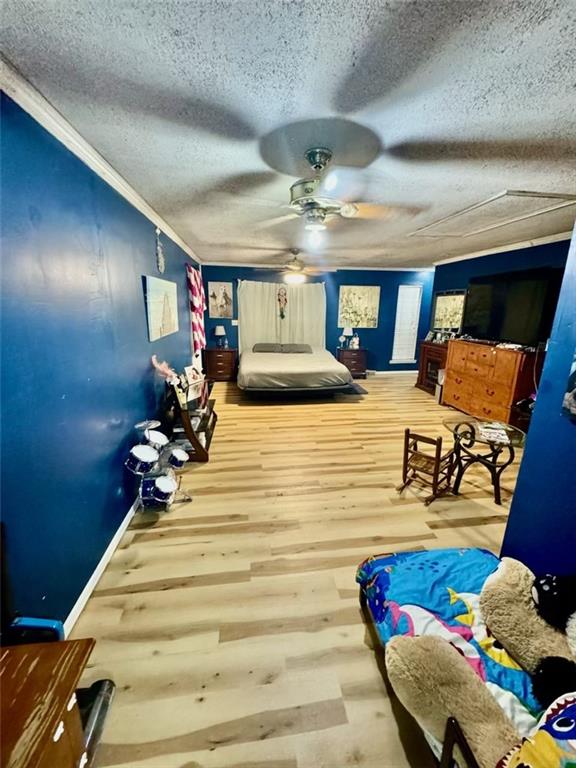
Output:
237,347,353,391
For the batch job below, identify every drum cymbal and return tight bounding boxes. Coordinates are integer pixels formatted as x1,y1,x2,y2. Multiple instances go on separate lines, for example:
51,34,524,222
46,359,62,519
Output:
135,419,161,431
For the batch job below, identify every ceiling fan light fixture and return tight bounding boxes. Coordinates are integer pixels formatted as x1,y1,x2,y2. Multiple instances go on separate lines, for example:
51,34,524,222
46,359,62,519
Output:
304,207,327,231
284,271,306,284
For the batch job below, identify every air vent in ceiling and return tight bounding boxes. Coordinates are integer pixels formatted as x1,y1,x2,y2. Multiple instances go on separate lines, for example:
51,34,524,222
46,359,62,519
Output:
409,190,576,238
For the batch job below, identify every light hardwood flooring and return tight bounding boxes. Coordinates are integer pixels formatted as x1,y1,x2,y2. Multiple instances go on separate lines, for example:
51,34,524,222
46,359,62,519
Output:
72,375,519,768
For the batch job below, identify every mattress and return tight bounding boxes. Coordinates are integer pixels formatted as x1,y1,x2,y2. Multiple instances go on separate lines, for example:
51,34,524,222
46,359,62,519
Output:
237,349,353,390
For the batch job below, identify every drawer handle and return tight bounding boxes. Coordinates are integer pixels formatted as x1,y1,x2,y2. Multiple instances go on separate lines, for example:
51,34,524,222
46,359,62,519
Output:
79,754,88,768
67,693,77,711
53,720,65,742
486,389,495,396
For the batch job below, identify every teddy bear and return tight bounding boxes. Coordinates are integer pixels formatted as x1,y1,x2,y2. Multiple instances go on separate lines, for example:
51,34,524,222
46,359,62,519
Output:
371,552,576,767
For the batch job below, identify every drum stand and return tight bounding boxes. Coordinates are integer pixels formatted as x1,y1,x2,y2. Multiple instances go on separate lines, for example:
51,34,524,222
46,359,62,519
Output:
128,421,193,511
157,447,193,503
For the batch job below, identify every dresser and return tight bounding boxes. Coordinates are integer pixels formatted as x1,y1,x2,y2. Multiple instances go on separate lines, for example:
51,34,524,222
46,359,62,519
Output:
416,341,448,394
1,639,95,768
204,348,238,381
442,339,539,425
337,348,367,379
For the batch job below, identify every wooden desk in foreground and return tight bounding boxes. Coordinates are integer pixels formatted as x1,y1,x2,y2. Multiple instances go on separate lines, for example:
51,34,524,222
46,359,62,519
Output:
1,639,94,768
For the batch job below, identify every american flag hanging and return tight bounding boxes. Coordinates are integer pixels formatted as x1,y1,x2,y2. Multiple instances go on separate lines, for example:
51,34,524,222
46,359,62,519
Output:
185,264,206,355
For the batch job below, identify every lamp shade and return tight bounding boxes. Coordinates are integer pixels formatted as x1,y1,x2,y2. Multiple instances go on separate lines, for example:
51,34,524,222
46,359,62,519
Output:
342,327,353,337
214,325,226,336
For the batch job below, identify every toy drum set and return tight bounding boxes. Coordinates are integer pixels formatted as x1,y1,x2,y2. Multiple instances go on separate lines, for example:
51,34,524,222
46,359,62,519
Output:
126,420,192,511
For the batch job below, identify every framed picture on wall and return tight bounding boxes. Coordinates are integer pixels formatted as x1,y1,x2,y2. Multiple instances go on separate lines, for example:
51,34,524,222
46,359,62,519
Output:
432,290,466,331
338,285,380,328
208,282,233,319
144,276,179,342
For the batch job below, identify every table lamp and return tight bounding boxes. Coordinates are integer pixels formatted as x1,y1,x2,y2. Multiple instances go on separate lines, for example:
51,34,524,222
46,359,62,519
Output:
214,325,226,348
343,327,353,348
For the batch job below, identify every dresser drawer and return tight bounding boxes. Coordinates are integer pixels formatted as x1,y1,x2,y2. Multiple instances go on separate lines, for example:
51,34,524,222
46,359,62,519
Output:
339,351,366,362
448,342,468,372
444,371,473,395
465,360,493,378
204,349,237,381
469,399,510,424
473,380,513,407
337,349,367,377
492,349,519,386
466,345,496,367
442,383,470,412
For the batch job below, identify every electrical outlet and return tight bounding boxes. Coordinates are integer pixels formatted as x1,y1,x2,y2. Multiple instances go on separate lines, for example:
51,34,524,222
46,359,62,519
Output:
232,319,238,326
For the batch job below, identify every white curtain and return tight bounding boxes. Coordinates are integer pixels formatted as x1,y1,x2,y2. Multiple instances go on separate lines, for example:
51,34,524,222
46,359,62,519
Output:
238,280,326,352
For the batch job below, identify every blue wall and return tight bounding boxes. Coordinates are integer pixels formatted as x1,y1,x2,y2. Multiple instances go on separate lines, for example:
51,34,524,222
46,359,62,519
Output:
432,240,570,295
203,265,434,371
501,230,576,574
0,94,197,622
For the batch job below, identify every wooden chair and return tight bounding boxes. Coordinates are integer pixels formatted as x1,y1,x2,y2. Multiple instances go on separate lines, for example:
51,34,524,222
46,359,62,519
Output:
397,429,454,506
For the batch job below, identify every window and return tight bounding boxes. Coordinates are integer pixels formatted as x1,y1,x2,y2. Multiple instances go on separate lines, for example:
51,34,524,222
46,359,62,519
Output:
390,284,423,364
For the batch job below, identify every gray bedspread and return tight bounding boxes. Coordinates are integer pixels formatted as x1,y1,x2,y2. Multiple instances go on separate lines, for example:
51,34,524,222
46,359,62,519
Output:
237,349,353,390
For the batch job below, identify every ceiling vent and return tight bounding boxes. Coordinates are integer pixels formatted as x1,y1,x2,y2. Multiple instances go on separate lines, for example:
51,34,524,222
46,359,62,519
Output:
409,190,576,238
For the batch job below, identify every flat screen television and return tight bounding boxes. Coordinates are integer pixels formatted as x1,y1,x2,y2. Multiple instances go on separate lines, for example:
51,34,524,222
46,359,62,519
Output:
461,267,563,346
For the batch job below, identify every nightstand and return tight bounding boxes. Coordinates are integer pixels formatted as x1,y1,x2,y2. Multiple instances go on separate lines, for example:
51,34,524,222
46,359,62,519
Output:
204,348,238,381
337,348,367,379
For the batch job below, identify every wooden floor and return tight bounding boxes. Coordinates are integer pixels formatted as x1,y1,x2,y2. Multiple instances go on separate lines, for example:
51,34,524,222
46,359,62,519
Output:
72,376,519,768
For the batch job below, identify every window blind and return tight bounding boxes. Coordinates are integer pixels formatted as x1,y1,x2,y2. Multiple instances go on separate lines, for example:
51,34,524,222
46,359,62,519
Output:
390,284,423,364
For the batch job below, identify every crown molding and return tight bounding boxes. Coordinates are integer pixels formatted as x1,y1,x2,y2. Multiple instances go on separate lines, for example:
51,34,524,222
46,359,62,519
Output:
433,231,573,266
0,56,201,263
201,260,433,272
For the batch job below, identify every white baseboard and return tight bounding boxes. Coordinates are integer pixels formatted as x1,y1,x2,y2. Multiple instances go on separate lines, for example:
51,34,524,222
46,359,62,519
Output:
63,497,140,637
367,370,418,376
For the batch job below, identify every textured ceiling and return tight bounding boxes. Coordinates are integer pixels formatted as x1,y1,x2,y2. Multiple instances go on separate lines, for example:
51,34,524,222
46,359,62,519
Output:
2,0,575,268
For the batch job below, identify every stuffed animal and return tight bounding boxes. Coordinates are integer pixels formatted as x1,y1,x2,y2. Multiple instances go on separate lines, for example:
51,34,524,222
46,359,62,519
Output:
496,691,576,768
383,554,576,767
532,573,576,637
386,634,520,768
479,558,574,674
151,354,178,381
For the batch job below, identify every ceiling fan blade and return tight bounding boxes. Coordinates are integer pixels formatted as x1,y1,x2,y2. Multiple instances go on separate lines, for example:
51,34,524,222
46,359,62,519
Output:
333,1,483,113
255,213,300,230
349,203,422,220
303,266,337,275
386,139,575,163
167,172,279,212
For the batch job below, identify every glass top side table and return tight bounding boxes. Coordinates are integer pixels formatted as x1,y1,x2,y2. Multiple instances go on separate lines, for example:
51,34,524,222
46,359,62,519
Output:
442,417,526,505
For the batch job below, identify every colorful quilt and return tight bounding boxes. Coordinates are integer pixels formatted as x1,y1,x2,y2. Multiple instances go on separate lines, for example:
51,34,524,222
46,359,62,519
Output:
356,548,541,725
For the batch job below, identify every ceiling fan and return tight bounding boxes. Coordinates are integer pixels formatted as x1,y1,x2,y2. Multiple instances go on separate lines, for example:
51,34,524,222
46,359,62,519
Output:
256,146,421,232
258,247,333,282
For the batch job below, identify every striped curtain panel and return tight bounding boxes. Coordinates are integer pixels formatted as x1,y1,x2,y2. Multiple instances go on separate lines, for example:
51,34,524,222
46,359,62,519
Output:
185,264,206,355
